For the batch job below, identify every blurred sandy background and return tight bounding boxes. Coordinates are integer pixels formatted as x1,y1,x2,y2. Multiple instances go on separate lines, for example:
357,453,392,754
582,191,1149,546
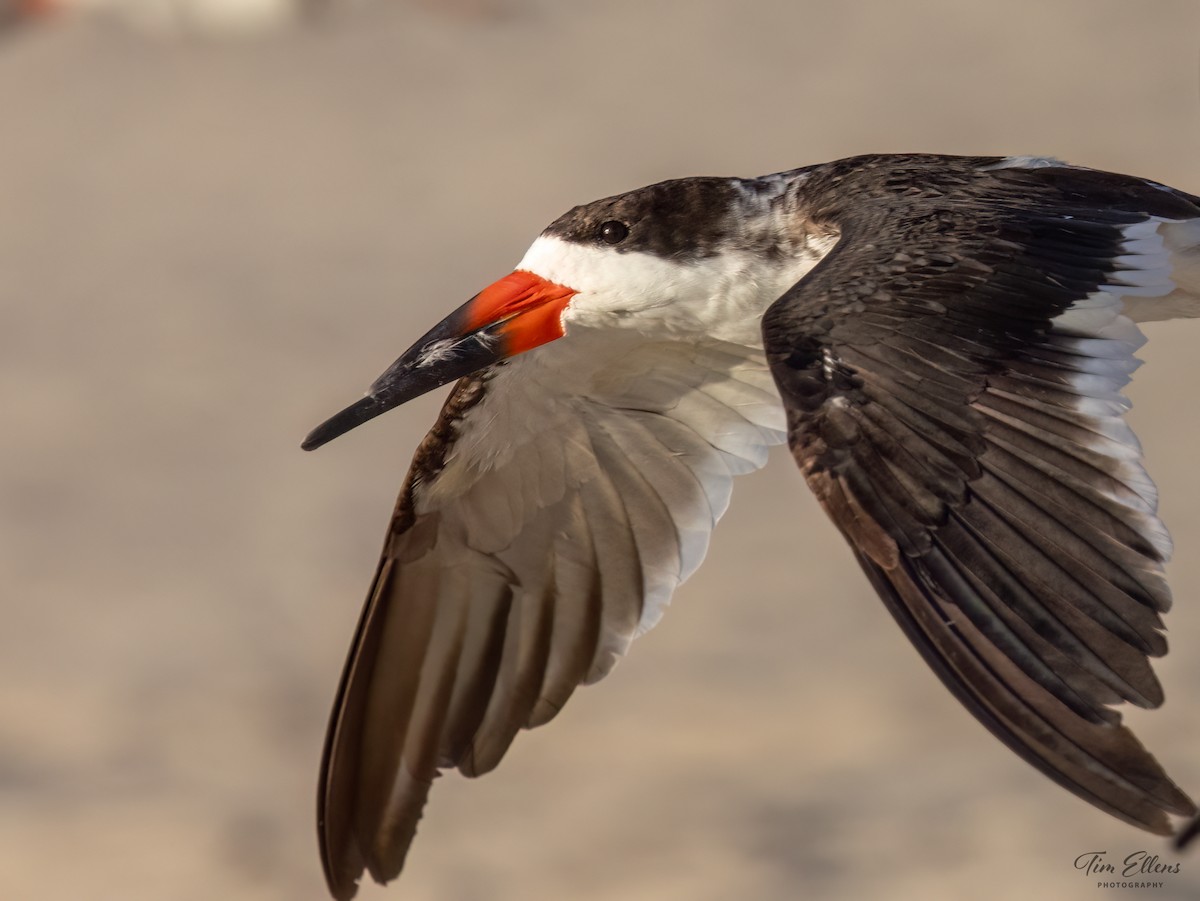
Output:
3,1,1200,899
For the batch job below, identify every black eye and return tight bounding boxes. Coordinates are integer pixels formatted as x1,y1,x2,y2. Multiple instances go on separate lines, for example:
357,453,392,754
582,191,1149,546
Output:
599,220,629,244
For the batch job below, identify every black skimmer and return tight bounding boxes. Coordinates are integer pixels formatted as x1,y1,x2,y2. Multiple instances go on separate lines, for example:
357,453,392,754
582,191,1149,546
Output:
303,153,1200,899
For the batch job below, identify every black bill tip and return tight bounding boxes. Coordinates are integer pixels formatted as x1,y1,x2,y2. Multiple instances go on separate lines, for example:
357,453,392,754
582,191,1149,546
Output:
301,395,391,451
300,299,512,452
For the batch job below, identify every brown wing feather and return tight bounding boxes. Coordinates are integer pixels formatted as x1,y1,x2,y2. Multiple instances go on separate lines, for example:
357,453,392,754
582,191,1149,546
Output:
318,376,498,899
764,155,1198,834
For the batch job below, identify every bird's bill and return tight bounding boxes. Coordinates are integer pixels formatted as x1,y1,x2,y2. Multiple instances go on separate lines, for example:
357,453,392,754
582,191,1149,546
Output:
301,270,577,451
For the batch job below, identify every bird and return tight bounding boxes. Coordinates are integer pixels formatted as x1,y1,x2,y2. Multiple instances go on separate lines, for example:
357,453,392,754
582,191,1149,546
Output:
303,153,1200,900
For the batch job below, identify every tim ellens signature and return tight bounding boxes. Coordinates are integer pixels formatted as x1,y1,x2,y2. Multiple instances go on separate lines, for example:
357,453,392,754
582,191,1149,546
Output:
1075,851,1182,878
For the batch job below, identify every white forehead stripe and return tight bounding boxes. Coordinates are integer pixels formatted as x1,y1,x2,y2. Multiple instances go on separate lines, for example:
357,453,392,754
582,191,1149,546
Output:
514,235,834,345
516,236,698,306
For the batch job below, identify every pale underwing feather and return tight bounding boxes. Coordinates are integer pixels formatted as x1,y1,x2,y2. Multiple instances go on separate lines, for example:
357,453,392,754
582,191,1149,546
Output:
320,334,785,897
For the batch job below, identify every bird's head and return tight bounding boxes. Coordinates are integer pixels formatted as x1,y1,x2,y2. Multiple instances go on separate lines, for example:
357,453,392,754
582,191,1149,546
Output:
302,175,810,451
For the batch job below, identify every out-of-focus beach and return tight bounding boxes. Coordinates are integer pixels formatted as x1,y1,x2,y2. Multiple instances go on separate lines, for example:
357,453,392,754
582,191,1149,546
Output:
3,2,1200,898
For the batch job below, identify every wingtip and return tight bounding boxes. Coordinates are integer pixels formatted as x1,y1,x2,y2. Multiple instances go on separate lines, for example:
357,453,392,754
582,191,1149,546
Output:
318,785,368,901
1174,813,1200,851
328,878,361,901
319,838,365,901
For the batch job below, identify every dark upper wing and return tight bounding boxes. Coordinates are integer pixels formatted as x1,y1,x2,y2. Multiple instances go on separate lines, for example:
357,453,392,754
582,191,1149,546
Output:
763,155,1200,833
